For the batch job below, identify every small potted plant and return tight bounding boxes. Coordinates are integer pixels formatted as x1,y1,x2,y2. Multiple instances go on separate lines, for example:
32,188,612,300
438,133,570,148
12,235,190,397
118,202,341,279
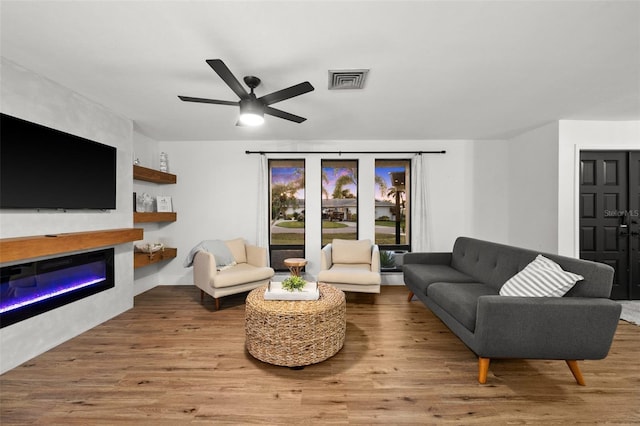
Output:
380,250,396,270
281,275,307,292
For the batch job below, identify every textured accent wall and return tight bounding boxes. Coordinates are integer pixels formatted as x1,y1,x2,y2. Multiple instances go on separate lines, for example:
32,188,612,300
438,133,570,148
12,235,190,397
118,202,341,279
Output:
0,57,134,373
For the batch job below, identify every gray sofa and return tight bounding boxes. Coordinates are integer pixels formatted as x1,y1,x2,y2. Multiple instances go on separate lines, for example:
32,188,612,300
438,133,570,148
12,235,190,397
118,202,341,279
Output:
403,237,621,385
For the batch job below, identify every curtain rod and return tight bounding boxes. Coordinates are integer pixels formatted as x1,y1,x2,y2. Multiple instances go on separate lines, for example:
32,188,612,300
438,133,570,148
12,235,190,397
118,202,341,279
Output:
245,150,446,155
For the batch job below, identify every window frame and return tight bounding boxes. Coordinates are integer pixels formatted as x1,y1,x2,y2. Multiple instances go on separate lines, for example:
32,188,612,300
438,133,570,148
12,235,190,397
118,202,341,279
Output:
375,159,411,271
268,158,306,271
321,159,359,246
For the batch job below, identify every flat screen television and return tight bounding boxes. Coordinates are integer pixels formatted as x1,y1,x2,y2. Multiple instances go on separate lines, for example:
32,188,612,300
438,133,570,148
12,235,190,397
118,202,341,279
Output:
0,113,117,210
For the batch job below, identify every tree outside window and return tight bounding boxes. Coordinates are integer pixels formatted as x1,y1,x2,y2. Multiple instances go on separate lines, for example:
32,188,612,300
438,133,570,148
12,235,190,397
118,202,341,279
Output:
321,160,358,245
375,159,410,269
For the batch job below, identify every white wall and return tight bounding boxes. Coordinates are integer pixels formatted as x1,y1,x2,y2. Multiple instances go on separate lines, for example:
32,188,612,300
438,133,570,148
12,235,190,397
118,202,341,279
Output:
558,120,640,256
471,140,509,244
132,131,167,295
153,139,510,286
506,122,560,252
0,58,134,373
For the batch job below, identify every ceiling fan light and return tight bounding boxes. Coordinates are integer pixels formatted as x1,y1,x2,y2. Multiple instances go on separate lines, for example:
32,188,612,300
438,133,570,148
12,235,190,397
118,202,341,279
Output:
239,112,265,126
239,98,265,126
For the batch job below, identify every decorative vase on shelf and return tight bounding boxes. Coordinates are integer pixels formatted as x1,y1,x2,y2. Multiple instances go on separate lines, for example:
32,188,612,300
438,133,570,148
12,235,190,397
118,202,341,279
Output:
159,152,168,172
136,192,154,212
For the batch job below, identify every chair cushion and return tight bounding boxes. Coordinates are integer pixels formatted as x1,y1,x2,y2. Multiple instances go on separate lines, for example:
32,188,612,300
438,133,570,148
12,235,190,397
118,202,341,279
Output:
332,239,372,264
318,264,381,285
500,255,584,297
225,238,247,264
212,263,273,288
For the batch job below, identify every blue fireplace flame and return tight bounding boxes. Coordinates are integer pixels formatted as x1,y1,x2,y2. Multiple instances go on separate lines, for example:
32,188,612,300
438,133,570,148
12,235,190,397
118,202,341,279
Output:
0,249,114,327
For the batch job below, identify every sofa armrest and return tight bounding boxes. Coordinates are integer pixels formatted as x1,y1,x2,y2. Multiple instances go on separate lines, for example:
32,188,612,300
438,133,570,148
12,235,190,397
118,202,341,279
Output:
371,244,381,272
403,252,452,265
193,251,217,289
473,295,621,360
246,244,267,267
320,244,333,271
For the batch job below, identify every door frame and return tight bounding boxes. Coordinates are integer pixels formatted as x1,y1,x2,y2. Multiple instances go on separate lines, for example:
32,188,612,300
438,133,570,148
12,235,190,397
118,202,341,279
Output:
572,145,637,258
574,147,640,299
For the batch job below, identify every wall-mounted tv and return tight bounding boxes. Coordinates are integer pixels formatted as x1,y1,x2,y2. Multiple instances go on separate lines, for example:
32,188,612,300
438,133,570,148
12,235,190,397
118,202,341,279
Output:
0,113,117,210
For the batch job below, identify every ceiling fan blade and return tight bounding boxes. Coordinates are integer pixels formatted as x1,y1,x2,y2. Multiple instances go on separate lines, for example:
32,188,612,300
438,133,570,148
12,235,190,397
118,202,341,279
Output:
178,96,238,106
258,81,314,106
206,59,249,99
265,106,307,123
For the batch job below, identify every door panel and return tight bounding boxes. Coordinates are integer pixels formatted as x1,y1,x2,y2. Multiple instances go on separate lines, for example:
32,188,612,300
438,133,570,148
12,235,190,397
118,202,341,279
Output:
581,193,596,218
581,226,596,251
604,160,620,185
603,193,619,211
603,226,620,251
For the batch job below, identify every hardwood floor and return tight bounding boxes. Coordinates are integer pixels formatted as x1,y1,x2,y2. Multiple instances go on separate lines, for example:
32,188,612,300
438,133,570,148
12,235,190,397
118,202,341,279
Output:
1,285,639,425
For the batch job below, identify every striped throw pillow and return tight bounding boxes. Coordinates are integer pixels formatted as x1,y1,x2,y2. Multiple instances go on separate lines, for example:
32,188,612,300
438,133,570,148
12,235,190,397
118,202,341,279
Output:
500,255,584,297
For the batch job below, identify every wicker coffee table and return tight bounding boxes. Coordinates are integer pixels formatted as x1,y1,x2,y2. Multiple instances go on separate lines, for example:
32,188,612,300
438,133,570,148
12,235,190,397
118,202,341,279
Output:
245,283,346,367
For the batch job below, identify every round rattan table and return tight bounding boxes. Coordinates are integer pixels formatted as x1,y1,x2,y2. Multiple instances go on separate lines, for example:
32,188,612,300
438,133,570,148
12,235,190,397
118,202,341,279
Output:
245,283,346,367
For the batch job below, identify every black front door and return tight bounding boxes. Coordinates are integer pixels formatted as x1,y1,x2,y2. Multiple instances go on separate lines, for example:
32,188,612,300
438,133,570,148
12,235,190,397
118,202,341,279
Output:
580,151,640,300
629,151,640,298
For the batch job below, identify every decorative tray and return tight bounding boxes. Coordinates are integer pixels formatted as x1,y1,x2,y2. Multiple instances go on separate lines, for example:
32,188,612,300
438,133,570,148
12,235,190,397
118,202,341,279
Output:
264,281,320,301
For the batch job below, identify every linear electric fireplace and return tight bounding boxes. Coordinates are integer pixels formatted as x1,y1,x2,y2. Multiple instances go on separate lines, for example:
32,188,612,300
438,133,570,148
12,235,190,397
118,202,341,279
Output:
0,248,114,328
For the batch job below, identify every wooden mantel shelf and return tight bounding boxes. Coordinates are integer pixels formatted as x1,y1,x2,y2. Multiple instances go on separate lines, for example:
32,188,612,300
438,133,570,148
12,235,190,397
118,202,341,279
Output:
0,228,144,263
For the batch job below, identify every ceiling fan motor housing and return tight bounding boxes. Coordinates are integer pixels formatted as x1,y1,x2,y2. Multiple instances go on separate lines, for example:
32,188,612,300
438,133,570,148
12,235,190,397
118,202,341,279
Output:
240,97,265,114
244,76,261,91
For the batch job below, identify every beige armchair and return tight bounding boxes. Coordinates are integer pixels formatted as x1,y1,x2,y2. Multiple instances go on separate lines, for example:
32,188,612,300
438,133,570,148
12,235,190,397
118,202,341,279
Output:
193,238,274,310
317,239,381,293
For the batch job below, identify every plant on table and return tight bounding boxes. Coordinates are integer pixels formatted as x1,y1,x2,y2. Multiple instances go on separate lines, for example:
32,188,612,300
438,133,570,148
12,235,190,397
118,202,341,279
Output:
282,275,307,292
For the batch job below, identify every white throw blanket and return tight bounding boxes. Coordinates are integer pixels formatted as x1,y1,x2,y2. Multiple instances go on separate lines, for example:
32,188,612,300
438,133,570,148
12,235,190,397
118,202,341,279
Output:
183,240,235,268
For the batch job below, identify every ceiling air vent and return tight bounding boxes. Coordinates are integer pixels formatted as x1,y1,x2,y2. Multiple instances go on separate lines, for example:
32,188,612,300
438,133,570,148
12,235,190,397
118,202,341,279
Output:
328,69,369,90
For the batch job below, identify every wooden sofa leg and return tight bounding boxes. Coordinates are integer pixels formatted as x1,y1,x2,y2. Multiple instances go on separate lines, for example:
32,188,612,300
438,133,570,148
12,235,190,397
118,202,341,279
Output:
214,298,220,311
566,360,586,386
407,291,414,302
200,290,204,302
478,357,490,384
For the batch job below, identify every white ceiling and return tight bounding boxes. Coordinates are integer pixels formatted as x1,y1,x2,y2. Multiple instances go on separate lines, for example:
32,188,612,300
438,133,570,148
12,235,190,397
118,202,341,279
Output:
1,1,639,142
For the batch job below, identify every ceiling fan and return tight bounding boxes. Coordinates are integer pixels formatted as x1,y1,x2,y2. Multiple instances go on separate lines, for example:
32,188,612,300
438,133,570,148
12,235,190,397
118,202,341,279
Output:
178,59,314,126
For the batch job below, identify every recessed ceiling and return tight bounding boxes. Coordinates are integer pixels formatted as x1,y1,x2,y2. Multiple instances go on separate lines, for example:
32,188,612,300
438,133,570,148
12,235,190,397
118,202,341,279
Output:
1,1,638,142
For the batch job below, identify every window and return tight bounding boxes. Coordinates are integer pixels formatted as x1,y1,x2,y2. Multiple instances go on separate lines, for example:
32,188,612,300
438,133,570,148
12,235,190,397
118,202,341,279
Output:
269,159,305,271
375,159,410,270
321,159,358,245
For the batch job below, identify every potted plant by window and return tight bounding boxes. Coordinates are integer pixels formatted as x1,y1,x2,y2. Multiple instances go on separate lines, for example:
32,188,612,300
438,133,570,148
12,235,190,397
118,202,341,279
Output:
380,250,396,270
